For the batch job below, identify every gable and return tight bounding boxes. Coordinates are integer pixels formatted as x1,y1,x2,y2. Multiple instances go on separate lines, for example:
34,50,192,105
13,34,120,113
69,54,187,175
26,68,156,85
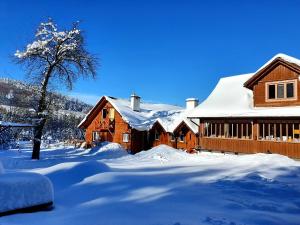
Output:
173,120,197,135
78,97,126,129
244,58,300,90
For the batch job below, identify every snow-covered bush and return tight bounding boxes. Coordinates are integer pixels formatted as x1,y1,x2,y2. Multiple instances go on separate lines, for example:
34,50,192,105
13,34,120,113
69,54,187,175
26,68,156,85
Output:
0,172,53,213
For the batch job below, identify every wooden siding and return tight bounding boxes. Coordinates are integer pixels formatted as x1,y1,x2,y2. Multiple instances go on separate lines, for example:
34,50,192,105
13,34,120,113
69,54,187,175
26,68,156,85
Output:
149,122,169,147
85,101,132,150
200,137,300,158
199,119,300,159
174,122,198,151
253,63,300,107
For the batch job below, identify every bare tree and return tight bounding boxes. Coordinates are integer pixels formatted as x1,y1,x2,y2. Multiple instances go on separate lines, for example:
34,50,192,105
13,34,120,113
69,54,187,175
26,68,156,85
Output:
15,19,98,159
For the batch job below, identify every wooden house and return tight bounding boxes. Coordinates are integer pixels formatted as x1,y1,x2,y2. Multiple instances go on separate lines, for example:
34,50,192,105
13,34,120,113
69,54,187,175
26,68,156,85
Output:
78,94,184,153
149,98,200,152
188,53,300,158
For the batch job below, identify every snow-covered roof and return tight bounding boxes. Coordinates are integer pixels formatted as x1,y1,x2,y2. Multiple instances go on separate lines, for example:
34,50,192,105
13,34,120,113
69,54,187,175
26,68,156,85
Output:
188,72,300,118
157,110,199,133
0,121,34,127
79,95,198,132
244,53,300,89
255,53,300,74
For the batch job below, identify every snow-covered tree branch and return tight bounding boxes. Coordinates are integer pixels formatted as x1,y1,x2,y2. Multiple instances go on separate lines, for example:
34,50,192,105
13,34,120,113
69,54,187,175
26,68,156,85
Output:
14,19,98,159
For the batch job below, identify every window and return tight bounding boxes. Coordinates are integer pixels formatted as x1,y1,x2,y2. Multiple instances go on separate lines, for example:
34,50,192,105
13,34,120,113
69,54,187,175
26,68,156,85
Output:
155,131,160,140
258,122,300,142
108,108,115,121
266,80,297,101
277,83,284,98
179,133,185,142
268,84,276,99
287,83,294,98
204,122,253,140
102,108,107,119
170,133,175,141
122,133,130,143
92,131,100,141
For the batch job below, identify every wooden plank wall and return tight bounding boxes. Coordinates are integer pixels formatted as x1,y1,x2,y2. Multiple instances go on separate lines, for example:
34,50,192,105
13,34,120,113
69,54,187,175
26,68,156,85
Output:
200,137,300,158
254,64,300,107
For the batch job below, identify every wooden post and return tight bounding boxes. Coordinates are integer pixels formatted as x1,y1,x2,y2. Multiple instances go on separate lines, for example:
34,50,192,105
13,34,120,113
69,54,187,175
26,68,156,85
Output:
293,123,295,140
241,124,244,138
280,123,282,141
257,123,259,140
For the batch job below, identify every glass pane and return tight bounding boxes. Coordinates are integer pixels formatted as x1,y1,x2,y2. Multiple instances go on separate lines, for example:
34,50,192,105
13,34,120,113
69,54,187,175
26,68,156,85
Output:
287,83,294,98
277,84,284,98
268,84,275,99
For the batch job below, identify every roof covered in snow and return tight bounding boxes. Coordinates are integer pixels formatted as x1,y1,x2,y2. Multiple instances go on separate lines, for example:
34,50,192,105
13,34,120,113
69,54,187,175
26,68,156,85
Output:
189,53,300,118
245,53,300,89
79,96,198,132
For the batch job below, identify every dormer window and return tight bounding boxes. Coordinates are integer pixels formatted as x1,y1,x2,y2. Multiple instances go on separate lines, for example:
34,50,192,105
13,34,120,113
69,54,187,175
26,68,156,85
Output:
266,80,297,101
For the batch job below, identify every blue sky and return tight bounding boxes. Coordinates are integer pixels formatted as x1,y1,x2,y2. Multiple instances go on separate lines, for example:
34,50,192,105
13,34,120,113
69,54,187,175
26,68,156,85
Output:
1,0,300,106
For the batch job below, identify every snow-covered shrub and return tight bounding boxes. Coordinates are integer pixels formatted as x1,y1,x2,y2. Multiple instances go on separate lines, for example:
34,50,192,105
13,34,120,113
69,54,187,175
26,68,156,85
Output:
0,172,53,213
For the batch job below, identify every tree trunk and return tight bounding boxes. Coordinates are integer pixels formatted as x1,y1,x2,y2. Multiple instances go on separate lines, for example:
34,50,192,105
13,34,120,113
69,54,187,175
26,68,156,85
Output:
31,66,53,159
32,118,46,159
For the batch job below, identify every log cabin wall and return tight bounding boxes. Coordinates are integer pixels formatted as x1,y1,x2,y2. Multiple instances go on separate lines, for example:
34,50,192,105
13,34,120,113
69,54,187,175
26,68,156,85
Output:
130,129,149,154
85,101,132,150
174,123,197,151
149,122,169,148
253,63,300,107
199,118,300,159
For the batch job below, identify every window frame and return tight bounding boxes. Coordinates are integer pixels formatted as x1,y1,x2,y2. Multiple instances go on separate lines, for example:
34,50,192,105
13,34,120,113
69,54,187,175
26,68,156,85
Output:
179,133,185,142
122,133,130,143
170,133,175,142
154,130,160,141
102,108,108,119
92,131,100,142
265,79,297,102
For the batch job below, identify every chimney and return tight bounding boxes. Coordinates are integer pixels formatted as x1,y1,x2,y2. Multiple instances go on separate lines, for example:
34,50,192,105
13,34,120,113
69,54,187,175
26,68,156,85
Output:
186,98,199,110
131,93,141,112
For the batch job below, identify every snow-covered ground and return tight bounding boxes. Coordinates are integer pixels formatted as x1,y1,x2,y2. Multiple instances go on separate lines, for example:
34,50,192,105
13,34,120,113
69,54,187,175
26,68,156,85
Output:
0,143,300,225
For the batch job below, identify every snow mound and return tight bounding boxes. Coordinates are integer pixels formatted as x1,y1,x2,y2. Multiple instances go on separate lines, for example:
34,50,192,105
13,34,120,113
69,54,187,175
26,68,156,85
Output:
35,160,110,189
0,172,53,213
134,145,191,162
0,160,4,174
87,142,128,158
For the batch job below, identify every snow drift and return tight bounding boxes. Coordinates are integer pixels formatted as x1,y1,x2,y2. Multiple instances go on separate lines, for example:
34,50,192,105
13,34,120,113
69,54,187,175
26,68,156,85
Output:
0,172,53,214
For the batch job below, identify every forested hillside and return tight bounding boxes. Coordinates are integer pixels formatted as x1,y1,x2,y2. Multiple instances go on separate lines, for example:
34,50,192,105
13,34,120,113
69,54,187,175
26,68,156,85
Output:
0,77,92,142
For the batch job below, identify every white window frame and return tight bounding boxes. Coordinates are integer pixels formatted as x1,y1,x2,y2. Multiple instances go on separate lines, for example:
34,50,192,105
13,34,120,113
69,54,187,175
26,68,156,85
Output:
122,133,130,143
92,131,100,142
265,79,297,102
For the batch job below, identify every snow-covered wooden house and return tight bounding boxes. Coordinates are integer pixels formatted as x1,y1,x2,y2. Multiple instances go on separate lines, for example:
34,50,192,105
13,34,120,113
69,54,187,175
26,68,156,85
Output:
188,53,300,158
78,94,198,153
148,99,199,152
